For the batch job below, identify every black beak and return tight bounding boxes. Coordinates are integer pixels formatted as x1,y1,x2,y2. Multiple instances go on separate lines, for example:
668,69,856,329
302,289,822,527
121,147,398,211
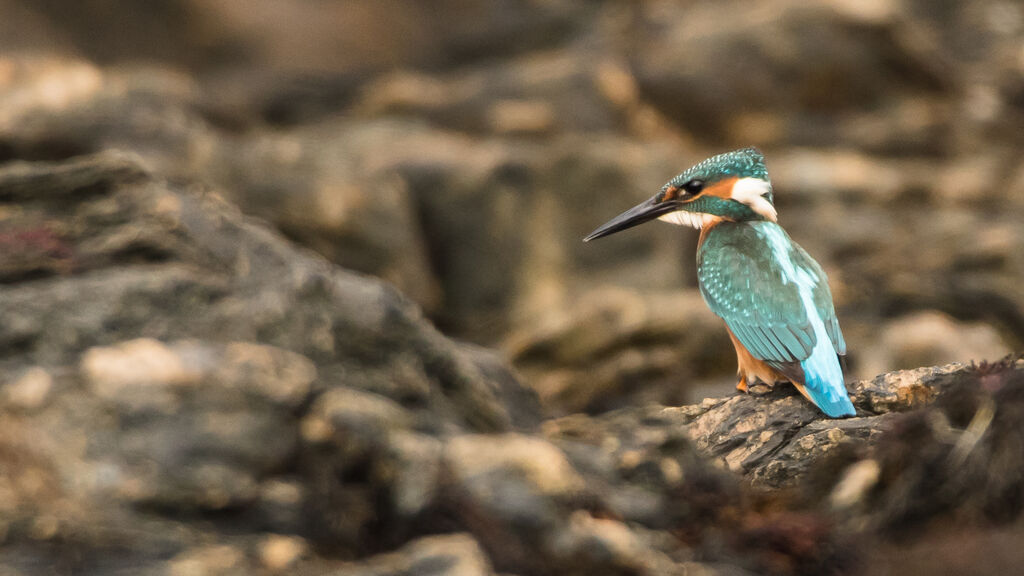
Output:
583,195,676,242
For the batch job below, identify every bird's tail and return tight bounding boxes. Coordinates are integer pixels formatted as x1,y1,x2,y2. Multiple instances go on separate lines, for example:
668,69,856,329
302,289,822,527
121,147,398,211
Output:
796,341,856,418
793,380,856,418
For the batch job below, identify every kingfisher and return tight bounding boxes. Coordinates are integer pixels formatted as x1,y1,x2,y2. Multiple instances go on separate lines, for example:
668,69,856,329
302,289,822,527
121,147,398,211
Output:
584,148,855,418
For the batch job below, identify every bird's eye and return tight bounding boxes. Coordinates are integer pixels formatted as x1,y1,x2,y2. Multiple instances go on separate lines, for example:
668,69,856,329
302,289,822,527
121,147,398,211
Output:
682,179,704,194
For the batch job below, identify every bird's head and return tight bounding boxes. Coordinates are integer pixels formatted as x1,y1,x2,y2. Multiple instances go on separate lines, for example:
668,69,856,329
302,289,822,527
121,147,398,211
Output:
584,147,776,242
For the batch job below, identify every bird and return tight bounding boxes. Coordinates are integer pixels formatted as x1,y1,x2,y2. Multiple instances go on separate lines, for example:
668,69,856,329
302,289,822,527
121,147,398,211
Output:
583,147,855,418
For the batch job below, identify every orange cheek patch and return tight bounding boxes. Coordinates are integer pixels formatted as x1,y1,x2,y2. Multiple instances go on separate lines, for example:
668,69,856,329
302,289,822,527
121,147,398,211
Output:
702,176,739,199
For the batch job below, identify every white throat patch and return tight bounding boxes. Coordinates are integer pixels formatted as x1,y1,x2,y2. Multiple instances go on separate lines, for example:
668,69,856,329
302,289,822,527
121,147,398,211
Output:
657,211,717,229
730,177,777,222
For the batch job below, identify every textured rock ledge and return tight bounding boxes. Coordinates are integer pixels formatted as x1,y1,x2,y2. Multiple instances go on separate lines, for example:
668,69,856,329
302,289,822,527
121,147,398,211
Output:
677,362,985,487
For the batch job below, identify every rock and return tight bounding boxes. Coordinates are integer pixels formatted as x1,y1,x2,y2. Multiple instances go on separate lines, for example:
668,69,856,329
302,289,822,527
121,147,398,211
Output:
439,434,585,573
673,360,1024,491
746,415,894,488
5,49,1021,384
0,152,535,432
254,478,308,533
331,533,496,576
0,56,442,311
541,395,864,576
549,512,743,576
858,311,1012,378
545,406,741,531
539,359,1024,574
258,534,308,571
0,54,695,341
446,434,585,500
0,56,209,175
458,342,544,431
841,359,1024,533
188,0,588,127
82,338,207,407
72,339,316,510
1,366,52,411
352,46,634,136
506,287,733,415
411,131,685,343
851,363,977,414
203,121,442,313
0,152,547,571
0,1,583,86
0,2,79,56
231,121,692,343
628,1,953,152
298,388,446,549
617,0,1024,372
167,545,246,576
438,428,755,575
828,458,881,511
303,387,415,441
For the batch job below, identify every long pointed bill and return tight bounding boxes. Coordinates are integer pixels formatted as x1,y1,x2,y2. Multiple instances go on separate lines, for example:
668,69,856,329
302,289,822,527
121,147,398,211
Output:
583,195,677,242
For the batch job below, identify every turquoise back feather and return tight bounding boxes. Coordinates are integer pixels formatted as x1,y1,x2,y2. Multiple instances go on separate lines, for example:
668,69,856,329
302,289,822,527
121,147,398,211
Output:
698,221,853,417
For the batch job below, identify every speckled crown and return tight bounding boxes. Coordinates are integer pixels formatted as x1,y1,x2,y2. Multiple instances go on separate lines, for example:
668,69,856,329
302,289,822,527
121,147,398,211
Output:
664,147,770,191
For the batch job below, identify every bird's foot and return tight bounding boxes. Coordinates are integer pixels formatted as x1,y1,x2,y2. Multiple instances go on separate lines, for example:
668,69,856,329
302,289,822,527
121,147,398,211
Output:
736,377,749,394
748,384,771,395
748,379,778,396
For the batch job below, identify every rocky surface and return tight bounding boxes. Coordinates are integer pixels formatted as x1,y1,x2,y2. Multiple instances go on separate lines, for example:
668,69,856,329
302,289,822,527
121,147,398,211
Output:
506,288,734,415
681,363,981,486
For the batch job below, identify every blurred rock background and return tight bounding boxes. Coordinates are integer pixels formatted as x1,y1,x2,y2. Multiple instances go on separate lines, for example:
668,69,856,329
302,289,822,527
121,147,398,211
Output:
4,0,1021,414
0,1,1023,574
